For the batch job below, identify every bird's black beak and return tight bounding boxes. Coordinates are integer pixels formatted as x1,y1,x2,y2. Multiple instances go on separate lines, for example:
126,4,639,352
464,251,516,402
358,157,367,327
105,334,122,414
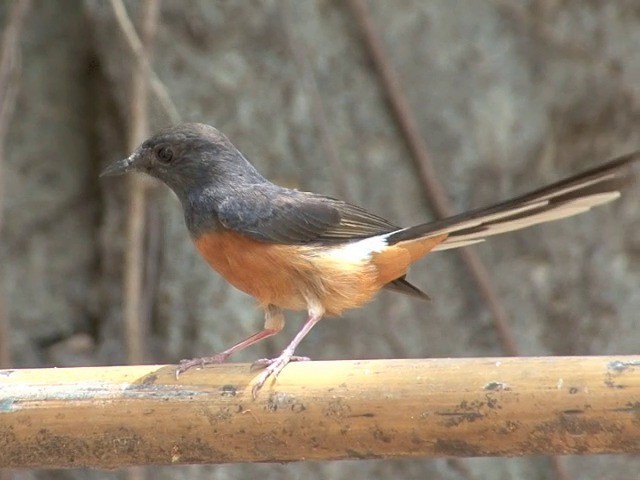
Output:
100,153,137,177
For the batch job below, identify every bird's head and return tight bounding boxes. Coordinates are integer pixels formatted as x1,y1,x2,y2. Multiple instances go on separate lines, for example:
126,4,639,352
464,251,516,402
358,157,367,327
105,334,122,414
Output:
100,123,264,201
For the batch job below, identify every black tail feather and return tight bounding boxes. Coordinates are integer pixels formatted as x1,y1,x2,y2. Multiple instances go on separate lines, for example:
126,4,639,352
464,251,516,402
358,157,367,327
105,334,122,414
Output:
387,151,639,247
384,277,430,301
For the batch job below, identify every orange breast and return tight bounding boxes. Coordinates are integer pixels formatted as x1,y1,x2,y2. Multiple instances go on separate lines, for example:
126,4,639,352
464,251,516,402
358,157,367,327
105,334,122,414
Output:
193,230,447,316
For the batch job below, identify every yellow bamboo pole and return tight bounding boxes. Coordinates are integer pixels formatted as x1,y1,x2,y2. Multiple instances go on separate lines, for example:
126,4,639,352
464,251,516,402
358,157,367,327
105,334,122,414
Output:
1,356,640,469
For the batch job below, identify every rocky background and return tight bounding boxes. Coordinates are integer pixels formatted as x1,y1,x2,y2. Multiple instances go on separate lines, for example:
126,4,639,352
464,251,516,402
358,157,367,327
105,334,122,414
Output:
2,1,640,479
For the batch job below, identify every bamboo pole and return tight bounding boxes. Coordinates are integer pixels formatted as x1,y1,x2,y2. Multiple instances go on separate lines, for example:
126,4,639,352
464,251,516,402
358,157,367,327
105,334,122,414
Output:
1,356,640,469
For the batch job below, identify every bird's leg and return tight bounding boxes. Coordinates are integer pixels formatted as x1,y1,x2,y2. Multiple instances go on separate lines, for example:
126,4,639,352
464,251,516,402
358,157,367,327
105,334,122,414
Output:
251,304,325,398
176,305,284,378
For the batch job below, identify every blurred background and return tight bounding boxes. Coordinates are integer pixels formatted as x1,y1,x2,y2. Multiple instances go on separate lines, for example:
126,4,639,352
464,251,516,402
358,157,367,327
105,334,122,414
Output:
1,0,640,479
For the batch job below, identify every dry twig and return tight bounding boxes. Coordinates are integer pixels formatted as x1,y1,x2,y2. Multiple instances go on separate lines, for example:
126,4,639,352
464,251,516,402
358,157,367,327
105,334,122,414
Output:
0,7,32,480
0,0,31,368
116,0,162,367
346,2,576,478
109,0,180,124
346,0,518,357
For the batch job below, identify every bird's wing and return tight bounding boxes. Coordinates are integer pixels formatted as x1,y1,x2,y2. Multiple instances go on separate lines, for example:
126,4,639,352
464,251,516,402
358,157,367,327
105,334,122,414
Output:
217,187,398,244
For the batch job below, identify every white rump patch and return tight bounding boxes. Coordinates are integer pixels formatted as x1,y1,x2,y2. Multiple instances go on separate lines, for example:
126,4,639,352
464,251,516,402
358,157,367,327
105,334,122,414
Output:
325,234,390,263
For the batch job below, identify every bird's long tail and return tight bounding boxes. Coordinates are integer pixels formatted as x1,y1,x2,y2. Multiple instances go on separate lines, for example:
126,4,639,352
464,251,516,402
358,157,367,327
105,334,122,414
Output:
387,152,639,250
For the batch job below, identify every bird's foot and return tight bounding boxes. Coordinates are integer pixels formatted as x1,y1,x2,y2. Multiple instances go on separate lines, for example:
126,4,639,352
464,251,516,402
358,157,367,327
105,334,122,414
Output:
250,350,311,398
251,355,311,370
175,353,229,379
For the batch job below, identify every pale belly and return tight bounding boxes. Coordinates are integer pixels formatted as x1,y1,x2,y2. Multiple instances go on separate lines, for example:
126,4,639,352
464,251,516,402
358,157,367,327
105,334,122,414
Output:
193,230,382,315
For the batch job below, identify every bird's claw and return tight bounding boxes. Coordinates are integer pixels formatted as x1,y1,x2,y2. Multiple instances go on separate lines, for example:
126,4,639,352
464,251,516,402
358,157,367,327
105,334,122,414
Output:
175,354,228,379
250,353,311,398
250,355,311,371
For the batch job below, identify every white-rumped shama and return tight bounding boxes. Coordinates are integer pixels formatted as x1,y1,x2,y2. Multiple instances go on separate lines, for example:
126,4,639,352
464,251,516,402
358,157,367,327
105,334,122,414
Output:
101,123,639,395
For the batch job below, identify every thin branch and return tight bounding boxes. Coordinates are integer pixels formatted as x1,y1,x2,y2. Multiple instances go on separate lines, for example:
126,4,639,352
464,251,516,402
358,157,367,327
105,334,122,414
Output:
0,289,7,375
456,250,518,356
120,0,161,365
347,0,518,356
109,0,180,124
142,199,162,329
0,0,31,369
122,159,147,366
0,4,32,480
0,0,31,226
129,0,160,146
119,3,162,480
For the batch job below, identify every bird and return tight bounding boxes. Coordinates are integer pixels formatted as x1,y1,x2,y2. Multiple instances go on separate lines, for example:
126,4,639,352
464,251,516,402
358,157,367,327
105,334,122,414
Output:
101,123,639,396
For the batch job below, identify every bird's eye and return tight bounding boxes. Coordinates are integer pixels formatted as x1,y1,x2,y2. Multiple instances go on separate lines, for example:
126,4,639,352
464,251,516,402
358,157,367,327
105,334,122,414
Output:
156,146,174,163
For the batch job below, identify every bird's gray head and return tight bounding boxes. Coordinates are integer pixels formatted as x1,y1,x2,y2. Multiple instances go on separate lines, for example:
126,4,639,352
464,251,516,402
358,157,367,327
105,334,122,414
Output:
100,123,265,202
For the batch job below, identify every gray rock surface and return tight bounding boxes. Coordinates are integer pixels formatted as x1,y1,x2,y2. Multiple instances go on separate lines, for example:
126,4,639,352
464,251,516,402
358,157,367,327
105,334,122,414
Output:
2,0,639,478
